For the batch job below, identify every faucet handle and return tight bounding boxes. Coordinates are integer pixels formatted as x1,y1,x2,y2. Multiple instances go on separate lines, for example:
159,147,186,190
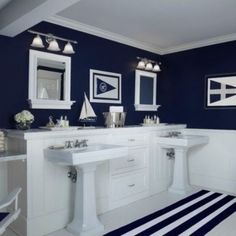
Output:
65,140,74,149
69,141,74,148
82,139,88,147
64,141,69,149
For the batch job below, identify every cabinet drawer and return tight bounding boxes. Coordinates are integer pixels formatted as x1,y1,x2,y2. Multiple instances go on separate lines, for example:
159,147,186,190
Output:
110,148,147,174
110,170,148,201
111,134,148,147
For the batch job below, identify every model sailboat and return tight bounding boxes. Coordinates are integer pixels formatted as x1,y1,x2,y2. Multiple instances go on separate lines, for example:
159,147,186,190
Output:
79,93,97,122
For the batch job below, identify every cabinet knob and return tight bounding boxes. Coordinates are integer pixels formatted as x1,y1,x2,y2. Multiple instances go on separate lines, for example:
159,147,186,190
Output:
127,158,135,162
128,184,135,187
128,139,135,142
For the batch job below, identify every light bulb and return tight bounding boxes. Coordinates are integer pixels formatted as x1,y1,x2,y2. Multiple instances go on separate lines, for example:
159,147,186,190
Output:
63,42,75,54
47,39,60,51
137,60,145,69
31,35,44,48
145,62,153,71
153,64,161,72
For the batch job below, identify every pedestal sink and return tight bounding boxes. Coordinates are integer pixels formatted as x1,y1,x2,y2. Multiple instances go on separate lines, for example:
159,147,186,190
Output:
45,144,128,236
156,134,208,194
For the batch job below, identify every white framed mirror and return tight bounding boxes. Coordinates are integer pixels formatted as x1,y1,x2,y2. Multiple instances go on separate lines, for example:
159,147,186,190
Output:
28,49,75,109
134,69,160,111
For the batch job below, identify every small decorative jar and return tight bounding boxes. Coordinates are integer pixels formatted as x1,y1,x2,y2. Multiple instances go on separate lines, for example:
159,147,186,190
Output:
14,110,34,130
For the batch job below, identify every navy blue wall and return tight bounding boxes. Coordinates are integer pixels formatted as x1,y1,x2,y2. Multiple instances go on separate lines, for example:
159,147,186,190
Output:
159,41,236,129
2,21,236,130
0,22,161,128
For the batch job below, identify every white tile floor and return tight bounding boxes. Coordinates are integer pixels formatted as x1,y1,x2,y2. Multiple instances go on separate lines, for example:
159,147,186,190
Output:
3,189,236,236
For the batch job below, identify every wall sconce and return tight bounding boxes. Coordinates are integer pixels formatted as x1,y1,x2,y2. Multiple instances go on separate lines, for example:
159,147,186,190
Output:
28,30,78,54
136,57,161,72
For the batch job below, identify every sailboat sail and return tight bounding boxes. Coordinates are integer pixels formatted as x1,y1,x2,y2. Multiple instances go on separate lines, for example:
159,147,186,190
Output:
79,93,96,120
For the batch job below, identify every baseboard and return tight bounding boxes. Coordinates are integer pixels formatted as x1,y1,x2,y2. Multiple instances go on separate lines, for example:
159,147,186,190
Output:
10,209,71,236
109,190,149,210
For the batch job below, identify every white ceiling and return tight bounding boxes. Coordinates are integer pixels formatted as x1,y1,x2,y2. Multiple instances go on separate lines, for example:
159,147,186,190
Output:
0,0,11,10
0,0,80,37
51,0,236,54
1,0,236,54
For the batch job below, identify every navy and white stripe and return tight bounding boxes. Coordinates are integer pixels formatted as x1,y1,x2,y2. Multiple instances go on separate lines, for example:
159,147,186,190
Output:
104,190,236,236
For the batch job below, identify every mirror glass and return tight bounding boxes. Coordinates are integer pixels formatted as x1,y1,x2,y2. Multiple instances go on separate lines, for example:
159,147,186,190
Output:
37,59,65,100
140,75,154,105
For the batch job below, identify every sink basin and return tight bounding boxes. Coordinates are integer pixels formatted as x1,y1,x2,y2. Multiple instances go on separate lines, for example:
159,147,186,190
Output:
45,143,128,166
45,143,128,236
156,134,209,194
156,135,209,148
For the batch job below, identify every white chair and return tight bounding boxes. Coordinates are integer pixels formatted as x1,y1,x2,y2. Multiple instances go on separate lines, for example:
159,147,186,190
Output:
0,187,21,235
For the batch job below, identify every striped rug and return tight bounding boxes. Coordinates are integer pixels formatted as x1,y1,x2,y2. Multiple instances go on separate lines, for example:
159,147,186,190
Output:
104,190,236,236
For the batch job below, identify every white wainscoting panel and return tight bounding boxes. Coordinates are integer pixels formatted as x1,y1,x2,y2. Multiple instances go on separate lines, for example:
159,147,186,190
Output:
184,128,236,195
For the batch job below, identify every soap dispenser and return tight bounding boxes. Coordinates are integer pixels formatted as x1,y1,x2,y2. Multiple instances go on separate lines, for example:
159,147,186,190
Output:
64,116,69,127
143,116,147,124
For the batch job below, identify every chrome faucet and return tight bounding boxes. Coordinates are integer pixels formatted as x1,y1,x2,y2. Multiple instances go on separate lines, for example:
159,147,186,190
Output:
74,139,88,148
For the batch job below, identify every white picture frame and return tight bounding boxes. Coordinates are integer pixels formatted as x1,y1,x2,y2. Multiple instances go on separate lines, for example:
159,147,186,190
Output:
89,69,122,104
134,69,160,111
28,49,75,109
206,74,236,108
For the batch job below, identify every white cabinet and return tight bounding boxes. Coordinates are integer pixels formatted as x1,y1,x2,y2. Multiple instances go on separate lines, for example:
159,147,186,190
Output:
108,133,149,209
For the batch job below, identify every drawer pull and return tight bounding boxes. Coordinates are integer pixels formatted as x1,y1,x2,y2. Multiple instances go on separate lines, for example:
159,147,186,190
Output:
128,138,136,142
128,184,135,187
127,158,135,162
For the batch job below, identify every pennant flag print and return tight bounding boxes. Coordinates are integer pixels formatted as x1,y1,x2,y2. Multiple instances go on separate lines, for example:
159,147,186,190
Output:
207,75,236,106
97,78,116,95
94,75,119,100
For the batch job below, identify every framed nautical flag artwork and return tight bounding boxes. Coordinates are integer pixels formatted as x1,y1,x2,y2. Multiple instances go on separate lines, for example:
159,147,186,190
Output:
90,69,122,103
206,74,236,108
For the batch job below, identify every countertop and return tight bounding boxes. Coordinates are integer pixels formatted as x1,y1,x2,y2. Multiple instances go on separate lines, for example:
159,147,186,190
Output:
0,150,26,162
6,124,187,140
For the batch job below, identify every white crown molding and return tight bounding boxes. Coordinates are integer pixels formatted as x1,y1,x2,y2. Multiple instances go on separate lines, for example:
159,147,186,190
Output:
163,33,236,55
47,15,164,55
47,15,236,56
